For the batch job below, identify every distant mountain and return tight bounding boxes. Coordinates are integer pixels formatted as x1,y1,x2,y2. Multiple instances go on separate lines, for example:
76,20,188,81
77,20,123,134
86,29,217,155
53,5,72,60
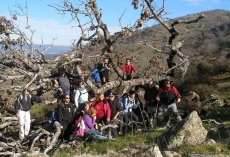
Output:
41,45,72,57
0,44,71,58
114,9,230,57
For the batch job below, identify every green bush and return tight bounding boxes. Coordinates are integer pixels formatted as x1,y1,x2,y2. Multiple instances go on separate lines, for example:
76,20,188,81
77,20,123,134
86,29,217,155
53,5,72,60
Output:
190,84,218,101
179,60,218,101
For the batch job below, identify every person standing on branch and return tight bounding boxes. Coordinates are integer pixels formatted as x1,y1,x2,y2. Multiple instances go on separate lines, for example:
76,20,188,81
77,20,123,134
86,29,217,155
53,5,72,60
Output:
156,79,182,128
51,67,80,95
98,58,110,85
122,58,137,80
14,88,42,142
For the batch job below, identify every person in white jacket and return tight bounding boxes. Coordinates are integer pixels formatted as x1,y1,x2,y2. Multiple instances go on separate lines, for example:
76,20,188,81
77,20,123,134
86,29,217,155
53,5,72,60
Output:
74,80,88,110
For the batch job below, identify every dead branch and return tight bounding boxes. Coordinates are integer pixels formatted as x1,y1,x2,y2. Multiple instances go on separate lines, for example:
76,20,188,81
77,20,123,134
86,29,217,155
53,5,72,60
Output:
138,41,162,53
0,121,18,129
99,124,118,132
163,56,189,74
202,119,225,126
43,121,62,154
30,128,50,151
95,75,169,94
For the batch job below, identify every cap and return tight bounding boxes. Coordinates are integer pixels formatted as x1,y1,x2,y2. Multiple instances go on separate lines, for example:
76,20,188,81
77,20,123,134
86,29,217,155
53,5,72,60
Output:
109,92,115,97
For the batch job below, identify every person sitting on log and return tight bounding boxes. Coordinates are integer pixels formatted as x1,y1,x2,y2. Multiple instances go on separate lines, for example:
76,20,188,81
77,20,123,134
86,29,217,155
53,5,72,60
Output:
91,93,111,128
122,58,137,80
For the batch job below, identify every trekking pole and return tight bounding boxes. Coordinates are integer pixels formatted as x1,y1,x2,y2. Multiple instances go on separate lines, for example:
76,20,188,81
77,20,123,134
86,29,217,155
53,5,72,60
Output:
138,104,147,132
153,101,160,129
128,107,133,135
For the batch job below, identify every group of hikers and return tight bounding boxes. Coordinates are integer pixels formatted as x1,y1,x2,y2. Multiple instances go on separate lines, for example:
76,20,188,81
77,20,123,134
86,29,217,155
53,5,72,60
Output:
14,58,182,143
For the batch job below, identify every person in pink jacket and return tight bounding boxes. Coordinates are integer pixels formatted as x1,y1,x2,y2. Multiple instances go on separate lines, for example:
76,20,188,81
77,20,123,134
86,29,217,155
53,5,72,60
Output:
122,58,137,80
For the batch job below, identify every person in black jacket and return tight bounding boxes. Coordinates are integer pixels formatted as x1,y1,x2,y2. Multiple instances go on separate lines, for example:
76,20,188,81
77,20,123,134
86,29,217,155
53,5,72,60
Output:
98,58,110,85
144,81,159,128
58,94,75,141
15,88,42,141
107,92,123,138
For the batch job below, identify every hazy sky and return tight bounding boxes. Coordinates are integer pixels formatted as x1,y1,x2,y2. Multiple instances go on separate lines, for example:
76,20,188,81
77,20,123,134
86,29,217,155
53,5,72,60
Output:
0,0,229,46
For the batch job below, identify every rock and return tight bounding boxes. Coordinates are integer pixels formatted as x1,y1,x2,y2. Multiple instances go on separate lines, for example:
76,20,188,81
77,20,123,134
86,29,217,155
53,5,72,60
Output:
155,111,207,150
177,91,201,116
144,145,163,157
202,94,225,112
162,151,182,157
202,138,216,146
209,94,218,101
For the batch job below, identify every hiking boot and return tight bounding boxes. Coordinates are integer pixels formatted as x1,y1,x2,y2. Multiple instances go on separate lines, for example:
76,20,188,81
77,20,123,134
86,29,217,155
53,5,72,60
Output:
149,119,154,128
22,137,29,143
177,116,182,123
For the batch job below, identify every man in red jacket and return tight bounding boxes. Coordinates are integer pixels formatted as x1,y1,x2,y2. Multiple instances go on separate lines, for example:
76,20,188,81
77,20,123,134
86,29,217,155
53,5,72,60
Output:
156,79,182,128
122,58,137,80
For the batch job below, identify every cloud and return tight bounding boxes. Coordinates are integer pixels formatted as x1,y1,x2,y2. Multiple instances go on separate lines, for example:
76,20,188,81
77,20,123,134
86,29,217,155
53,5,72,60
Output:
11,16,82,46
10,15,123,46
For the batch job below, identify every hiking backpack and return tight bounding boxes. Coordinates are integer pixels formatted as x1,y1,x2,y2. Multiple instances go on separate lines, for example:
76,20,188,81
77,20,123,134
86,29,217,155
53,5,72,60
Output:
91,68,101,83
115,93,129,110
70,89,88,105
51,104,75,122
51,107,59,122
160,87,176,105
75,115,85,137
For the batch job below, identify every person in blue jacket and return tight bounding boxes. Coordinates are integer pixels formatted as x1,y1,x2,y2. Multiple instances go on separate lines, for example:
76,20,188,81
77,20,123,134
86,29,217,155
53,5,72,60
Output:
123,90,139,135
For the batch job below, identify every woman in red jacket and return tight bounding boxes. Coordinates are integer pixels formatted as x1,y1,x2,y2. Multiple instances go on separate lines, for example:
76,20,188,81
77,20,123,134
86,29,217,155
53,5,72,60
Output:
91,93,111,125
122,58,137,80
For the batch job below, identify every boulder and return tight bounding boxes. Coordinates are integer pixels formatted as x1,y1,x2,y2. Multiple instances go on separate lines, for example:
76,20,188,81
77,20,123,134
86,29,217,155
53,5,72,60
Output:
177,91,201,116
155,111,207,150
202,94,225,112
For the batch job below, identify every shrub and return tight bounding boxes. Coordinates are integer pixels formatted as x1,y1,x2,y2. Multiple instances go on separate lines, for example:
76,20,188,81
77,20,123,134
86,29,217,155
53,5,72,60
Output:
190,84,218,101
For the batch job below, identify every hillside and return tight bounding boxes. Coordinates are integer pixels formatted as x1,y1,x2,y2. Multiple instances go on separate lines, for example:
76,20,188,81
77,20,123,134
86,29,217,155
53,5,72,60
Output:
110,9,230,73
